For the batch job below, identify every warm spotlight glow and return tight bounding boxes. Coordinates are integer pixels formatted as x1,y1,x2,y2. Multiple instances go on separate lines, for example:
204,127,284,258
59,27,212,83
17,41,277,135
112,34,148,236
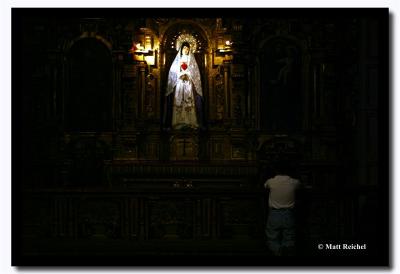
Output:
130,33,158,67
136,43,145,51
145,55,155,66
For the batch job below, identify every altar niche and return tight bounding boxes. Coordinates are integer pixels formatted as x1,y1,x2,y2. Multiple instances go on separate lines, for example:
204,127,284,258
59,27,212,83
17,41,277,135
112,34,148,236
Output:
161,23,208,131
65,37,113,132
258,38,304,133
160,22,209,161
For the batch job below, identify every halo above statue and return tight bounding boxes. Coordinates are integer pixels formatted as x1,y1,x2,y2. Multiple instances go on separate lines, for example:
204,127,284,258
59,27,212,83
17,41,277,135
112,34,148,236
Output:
175,33,197,53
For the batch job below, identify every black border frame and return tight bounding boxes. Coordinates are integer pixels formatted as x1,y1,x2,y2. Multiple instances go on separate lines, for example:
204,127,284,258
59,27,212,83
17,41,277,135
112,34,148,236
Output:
12,7,390,267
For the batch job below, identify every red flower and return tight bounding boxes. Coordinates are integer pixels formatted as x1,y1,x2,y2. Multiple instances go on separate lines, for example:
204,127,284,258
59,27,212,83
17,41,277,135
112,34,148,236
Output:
181,62,188,70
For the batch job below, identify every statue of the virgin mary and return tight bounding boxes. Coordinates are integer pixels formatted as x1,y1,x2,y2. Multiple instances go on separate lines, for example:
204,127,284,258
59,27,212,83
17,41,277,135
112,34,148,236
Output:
164,36,204,130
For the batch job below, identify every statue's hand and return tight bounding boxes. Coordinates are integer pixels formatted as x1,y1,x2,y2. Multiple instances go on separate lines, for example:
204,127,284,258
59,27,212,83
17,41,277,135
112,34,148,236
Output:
180,74,189,81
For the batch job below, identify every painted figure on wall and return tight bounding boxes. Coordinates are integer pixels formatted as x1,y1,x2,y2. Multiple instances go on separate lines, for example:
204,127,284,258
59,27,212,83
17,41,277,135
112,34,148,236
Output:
260,41,302,132
164,37,204,130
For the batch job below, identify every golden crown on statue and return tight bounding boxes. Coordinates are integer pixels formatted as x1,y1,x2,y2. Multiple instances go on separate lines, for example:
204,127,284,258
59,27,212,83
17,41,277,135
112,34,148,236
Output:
175,33,197,53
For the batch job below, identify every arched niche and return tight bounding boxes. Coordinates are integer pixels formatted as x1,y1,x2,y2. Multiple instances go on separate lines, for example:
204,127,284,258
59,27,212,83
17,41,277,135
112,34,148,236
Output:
257,37,305,133
65,38,113,132
159,22,209,129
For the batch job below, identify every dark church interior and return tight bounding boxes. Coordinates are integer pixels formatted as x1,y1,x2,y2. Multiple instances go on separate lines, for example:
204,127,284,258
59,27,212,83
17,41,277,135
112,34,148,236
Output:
13,9,389,266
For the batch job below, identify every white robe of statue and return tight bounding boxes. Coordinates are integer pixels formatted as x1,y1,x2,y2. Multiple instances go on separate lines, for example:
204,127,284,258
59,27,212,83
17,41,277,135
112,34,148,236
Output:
166,45,202,129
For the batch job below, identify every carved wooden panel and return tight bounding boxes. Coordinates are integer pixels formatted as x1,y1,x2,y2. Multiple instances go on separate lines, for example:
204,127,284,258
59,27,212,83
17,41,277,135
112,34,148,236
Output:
143,74,158,119
137,134,160,160
218,198,262,239
114,134,137,160
148,199,195,240
215,73,225,120
169,135,199,160
77,199,122,239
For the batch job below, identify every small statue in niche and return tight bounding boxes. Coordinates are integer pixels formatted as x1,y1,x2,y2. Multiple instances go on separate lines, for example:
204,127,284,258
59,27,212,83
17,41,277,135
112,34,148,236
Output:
270,46,297,86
